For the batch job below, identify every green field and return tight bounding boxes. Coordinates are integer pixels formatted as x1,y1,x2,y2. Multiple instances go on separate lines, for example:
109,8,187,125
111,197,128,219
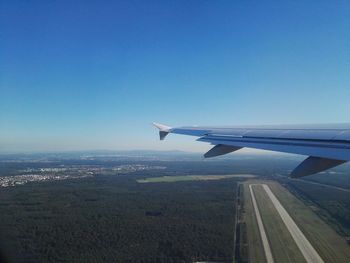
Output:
137,174,255,183
269,182,350,263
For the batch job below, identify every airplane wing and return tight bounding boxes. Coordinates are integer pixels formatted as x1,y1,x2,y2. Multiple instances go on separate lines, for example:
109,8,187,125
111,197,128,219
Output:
153,122,350,177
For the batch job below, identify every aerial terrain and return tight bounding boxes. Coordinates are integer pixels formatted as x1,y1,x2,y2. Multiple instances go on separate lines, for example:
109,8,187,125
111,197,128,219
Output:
0,151,349,263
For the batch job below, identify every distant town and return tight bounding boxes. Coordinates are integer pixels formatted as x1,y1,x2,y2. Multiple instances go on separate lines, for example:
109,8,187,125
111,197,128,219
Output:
0,164,166,187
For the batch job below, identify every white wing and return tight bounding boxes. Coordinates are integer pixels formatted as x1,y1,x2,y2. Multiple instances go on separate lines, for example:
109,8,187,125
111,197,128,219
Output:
153,123,350,177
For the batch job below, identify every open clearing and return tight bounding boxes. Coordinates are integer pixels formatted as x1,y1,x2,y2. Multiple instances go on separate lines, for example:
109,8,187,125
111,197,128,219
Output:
268,182,350,263
137,174,255,183
243,181,350,263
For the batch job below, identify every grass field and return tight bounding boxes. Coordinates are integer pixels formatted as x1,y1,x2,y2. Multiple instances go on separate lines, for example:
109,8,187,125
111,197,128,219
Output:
269,182,350,263
137,174,255,183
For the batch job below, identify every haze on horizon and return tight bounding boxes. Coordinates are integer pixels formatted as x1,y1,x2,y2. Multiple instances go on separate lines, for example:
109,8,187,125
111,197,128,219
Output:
1,1,349,153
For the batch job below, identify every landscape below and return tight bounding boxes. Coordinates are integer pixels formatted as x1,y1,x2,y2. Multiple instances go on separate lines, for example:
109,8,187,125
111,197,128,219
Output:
0,152,349,263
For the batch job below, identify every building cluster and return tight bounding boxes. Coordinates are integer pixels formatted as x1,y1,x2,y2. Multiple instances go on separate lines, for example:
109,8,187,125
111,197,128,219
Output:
0,173,93,187
0,164,166,187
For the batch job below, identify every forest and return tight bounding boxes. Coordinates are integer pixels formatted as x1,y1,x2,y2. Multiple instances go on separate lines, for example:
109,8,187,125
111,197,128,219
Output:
0,169,238,263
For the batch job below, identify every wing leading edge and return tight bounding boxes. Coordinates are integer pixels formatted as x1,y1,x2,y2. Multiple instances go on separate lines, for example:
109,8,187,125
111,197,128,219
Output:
153,122,350,177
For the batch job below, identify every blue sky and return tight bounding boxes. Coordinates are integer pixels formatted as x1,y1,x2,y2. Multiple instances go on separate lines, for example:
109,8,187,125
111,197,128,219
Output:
1,1,349,152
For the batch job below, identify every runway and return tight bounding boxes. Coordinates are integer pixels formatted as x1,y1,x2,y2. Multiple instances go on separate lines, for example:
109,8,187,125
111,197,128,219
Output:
249,184,274,263
261,184,324,263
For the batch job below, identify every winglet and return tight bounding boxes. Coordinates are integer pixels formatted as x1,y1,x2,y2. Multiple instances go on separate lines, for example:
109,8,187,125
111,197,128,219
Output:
152,122,172,140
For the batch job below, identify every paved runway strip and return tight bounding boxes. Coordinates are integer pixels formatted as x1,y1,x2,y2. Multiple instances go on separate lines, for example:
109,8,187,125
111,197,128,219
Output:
249,185,274,263
262,184,324,263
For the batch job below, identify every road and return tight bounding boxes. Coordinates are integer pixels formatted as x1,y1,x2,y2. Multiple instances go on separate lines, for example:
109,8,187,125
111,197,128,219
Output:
262,184,324,263
249,185,274,263
232,183,239,263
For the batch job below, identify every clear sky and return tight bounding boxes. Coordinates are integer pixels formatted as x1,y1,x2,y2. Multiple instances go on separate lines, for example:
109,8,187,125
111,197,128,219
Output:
1,1,349,152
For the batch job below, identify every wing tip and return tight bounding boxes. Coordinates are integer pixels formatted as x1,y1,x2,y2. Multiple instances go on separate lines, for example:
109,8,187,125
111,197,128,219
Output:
152,122,171,132
152,122,171,140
